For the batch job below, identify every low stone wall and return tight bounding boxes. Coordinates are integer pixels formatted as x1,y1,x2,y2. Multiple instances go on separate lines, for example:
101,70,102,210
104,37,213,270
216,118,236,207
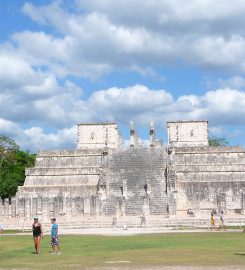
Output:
2,215,245,230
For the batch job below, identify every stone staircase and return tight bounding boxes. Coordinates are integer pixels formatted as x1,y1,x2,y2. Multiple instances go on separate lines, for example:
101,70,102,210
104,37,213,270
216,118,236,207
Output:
103,147,169,216
104,197,117,216
149,192,168,215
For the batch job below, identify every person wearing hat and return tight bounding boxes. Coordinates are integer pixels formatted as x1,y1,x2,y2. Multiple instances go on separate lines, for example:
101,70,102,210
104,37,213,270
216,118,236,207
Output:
50,218,61,254
32,217,43,255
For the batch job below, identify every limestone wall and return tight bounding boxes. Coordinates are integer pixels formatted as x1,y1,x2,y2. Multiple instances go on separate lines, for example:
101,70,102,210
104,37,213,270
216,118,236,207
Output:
24,149,102,187
172,146,245,215
12,185,98,221
3,121,245,227
1,147,105,222
167,121,208,147
77,123,121,149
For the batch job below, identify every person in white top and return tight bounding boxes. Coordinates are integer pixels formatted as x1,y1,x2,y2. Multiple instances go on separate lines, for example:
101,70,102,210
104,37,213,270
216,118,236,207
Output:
218,211,226,230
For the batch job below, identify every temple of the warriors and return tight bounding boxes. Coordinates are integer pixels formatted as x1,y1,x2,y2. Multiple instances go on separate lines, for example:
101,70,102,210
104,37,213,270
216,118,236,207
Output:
2,120,245,228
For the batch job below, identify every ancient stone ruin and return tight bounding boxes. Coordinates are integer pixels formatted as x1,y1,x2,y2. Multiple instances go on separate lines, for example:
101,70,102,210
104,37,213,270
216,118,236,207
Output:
1,120,245,228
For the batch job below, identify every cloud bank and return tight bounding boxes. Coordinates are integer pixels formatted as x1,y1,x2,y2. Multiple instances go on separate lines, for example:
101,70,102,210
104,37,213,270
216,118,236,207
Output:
1,1,245,151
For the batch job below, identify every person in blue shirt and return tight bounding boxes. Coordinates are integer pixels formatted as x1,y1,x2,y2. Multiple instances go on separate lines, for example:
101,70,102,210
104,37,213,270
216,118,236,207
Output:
0,223,4,235
50,218,61,254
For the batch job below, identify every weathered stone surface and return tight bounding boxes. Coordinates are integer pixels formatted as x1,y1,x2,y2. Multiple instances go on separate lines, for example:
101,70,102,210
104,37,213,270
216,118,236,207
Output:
2,120,245,227
171,146,245,215
99,147,168,216
167,121,208,147
77,123,121,149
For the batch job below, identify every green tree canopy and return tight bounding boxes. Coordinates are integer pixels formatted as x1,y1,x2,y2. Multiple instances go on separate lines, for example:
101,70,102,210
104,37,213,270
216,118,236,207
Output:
0,135,36,199
208,136,229,147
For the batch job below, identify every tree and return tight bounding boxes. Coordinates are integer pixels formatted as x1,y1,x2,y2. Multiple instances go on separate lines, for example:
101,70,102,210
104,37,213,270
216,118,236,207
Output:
0,135,19,167
208,136,229,147
0,134,19,151
0,135,36,199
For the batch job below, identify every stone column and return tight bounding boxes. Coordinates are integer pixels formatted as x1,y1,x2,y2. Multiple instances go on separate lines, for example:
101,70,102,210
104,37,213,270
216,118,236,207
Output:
71,197,76,216
168,192,177,215
18,198,25,220
48,198,54,218
0,198,3,218
11,198,17,218
32,198,37,217
95,194,100,218
149,121,155,147
84,197,91,214
143,196,150,217
130,121,138,148
25,198,31,220
42,198,49,221
123,179,127,199
121,199,126,217
241,193,245,215
4,198,10,219
37,197,43,219
62,193,68,220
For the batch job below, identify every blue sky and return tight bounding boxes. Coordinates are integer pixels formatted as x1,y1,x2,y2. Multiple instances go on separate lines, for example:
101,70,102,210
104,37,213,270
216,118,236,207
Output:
1,0,245,151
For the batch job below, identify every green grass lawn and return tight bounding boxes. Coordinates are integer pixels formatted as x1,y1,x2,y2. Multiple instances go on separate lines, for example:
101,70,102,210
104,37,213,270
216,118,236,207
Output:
0,232,245,269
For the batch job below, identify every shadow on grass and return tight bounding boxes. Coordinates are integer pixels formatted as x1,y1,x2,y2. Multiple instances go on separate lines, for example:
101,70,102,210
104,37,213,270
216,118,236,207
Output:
234,253,245,256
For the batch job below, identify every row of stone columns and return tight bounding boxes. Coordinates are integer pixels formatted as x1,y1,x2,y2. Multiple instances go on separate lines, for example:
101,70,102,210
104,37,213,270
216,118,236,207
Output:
0,195,99,221
0,198,14,220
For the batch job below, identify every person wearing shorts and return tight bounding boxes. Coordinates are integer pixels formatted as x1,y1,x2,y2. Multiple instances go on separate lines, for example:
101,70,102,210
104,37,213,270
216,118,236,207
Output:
32,217,43,254
218,211,226,230
51,218,61,254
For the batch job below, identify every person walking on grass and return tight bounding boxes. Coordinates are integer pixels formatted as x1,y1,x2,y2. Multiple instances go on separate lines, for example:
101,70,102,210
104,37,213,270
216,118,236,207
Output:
0,223,4,235
210,213,216,230
32,217,43,255
51,218,61,254
218,210,226,231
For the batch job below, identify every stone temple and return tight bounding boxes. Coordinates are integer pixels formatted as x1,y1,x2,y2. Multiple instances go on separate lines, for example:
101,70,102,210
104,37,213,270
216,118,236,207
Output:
2,120,245,228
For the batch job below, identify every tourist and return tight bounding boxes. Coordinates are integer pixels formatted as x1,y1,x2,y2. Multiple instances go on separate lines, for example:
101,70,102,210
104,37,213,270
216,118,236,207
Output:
32,217,43,254
210,213,215,230
112,216,117,229
51,218,61,254
0,223,4,235
218,211,226,231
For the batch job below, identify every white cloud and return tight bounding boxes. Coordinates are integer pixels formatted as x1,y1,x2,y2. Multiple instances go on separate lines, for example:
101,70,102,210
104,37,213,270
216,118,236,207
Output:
16,0,245,78
1,80,245,150
75,0,245,24
0,48,90,126
2,1,245,151
216,76,245,90
0,118,21,137
86,86,245,127
0,118,77,152
20,125,77,152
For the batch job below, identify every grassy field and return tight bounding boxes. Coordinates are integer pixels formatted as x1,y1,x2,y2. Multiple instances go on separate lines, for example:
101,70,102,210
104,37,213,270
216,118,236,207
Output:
0,232,245,269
